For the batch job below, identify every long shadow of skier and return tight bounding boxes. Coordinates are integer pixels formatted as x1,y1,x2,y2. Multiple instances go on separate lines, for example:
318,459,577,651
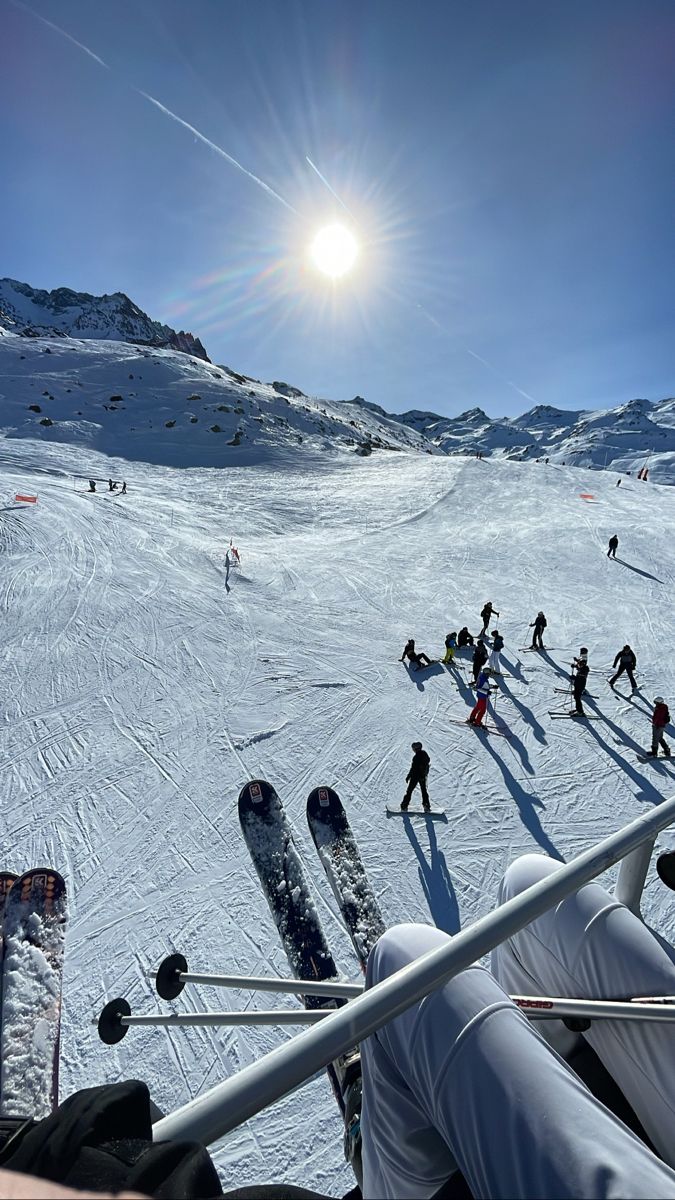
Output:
581,701,674,801
614,558,664,584
402,815,461,934
499,652,527,683
224,553,231,593
447,662,474,700
539,648,574,686
481,738,564,861
496,675,547,749
404,661,445,692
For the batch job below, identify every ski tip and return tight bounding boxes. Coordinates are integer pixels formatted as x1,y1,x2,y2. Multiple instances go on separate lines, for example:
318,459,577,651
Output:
98,997,131,1044
155,952,188,1001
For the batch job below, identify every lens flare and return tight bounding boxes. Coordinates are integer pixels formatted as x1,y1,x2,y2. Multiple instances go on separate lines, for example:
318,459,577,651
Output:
310,224,359,278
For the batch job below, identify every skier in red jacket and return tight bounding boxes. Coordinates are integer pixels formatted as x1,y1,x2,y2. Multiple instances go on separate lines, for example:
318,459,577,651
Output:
650,698,671,758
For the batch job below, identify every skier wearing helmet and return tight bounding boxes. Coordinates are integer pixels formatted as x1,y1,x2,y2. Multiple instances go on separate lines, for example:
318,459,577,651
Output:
401,742,431,810
571,649,590,716
650,698,671,758
529,611,547,650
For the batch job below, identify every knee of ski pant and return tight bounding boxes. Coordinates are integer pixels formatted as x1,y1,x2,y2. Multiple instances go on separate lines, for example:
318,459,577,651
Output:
366,924,451,989
498,853,559,904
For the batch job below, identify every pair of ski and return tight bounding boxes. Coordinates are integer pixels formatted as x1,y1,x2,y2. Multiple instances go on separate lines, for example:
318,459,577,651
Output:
0,869,67,1120
239,781,385,1177
447,716,512,739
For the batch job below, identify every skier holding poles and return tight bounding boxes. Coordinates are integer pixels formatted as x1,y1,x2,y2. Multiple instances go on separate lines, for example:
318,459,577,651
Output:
570,649,590,717
480,601,499,636
530,611,547,649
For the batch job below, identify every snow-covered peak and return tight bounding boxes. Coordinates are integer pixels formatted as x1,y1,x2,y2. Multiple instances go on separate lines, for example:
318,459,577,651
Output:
0,277,209,362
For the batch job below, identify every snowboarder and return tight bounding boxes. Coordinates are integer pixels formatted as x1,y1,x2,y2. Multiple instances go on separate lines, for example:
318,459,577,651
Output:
471,637,489,685
457,626,474,648
480,601,499,635
649,697,671,758
442,632,457,664
121,481,127,495
88,480,96,493
401,742,431,811
529,611,547,649
400,639,432,671
488,630,504,673
609,645,637,693
570,648,590,716
607,535,619,559
468,667,493,727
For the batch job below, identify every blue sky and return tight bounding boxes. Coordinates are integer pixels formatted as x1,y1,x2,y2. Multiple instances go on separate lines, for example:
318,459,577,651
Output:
1,0,674,417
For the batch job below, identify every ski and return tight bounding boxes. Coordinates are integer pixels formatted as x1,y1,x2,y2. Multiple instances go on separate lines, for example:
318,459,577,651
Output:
306,787,386,969
0,873,19,1058
636,755,672,765
554,688,597,698
0,868,67,1119
386,805,446,818
548,711,602,720
446,717,512,737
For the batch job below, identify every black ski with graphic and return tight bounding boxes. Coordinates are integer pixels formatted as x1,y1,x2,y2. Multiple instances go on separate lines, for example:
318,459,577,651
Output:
306,787,386,970
238,780,352,1103
0,868,67,1119
0,873,19,1051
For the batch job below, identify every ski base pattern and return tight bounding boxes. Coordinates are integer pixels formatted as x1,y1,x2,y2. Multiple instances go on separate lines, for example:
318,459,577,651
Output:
307,787,386,969
0,869,67,1120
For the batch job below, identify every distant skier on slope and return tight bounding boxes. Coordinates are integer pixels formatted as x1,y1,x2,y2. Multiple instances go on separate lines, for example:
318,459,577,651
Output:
467,667,493,727
401,742,431,811
480,601,499,635
400,638,433,671
607,535,619,559
442,632,457,664
457,626,474,648
471,637,489,686
121,481,127,495
489,630,504,673
529,611,547,649
88,480,96,492
649,697,671,759
570,648,590,716
609,645,638,693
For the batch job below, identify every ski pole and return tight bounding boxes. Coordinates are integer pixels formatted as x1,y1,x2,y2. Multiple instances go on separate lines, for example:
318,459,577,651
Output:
99,993,675,1044
151,955,361,1001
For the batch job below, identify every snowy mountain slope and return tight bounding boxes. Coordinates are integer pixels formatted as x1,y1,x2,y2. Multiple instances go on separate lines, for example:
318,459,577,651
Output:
0,330,432,467
0,278,209,362
1,439,674,1193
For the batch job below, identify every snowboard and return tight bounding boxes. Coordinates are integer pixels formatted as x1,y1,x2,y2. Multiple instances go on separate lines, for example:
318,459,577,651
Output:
386,804,446,819
307,787,385,968
0,868,67,1119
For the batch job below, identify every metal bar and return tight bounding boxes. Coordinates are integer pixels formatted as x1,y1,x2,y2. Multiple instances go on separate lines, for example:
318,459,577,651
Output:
153,794,675,1148
119,997,675,1031
166,970,362,1000
615,838,656,915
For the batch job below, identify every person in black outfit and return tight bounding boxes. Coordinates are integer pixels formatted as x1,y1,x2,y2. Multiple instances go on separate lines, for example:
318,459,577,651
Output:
457,626,474,648
609,645,637,692
401,742,430,810
400,639,432,670
529,611,547,649
471,637,489,685
480,602,499,635
571,648,590,715
607,535,619,559
88,480,96,492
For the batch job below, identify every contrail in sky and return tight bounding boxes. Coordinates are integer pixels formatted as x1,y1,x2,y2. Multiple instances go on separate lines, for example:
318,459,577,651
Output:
306,157,356,220
9,0,298,214
464,347,536,405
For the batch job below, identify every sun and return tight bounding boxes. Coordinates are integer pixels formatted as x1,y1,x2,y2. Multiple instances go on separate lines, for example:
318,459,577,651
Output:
310,223,359,278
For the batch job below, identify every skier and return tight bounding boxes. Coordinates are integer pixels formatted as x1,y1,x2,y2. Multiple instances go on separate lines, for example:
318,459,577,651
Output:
361,854,675,1199
570,648,590,716
529,611,547,649
488,630,504,673
457,626,474,648
609,645,637,693
442,632,457,664
480,601,499,635
471,637,489,686
607,535,619,559
467,667,492,727
108,478,115,492
88,480,96,493
400,638,432,671
121,481,127,495
649,697,671,759
401,742,431,811
616,478,622,487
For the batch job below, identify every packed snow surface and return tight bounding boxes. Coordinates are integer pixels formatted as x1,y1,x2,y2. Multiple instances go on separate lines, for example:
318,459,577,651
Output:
1,439,674,1193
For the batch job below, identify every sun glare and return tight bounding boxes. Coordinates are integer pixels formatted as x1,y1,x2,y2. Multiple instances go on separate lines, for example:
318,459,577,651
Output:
310,223,359,278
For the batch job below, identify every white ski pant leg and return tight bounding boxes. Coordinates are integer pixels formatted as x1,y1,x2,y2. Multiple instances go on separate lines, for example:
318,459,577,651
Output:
360,924,675,1200
488,650,500,671
492,853,675,1168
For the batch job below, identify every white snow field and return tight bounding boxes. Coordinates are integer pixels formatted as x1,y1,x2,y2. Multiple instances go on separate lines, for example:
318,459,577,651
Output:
1,438,675,1194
